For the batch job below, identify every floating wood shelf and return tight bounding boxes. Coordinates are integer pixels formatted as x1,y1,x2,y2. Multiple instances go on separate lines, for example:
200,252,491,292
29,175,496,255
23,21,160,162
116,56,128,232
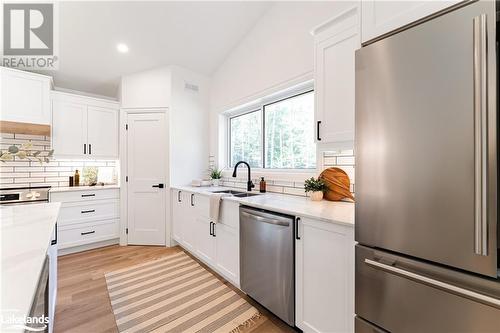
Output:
0,121,51,136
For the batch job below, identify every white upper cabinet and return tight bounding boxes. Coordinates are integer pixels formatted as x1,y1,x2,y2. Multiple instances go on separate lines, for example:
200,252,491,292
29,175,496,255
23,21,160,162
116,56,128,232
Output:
52,99,87,156
51,91,119,159
0,67,52,124
312,6,359,147
361,1,459,43
87,106,119,158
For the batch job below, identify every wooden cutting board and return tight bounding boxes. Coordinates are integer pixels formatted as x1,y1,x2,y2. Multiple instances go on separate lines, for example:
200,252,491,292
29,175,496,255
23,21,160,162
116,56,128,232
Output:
319,167,355,202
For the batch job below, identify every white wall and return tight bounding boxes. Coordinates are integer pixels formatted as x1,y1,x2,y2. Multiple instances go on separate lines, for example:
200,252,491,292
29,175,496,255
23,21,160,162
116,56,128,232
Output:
209,1,358,165
120,65,210,184
120,67,172,108
169,65,210,186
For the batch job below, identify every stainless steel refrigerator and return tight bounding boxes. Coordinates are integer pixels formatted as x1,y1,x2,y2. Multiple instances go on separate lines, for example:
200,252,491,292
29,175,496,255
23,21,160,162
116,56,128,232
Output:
355,1,500,332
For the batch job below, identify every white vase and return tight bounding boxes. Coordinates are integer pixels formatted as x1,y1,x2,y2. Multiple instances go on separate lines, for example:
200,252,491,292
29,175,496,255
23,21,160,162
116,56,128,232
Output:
212,179,221,187
310,191,323,201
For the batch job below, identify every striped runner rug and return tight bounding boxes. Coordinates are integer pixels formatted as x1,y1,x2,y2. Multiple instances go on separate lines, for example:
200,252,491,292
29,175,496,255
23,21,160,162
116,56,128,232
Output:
105,251,261,333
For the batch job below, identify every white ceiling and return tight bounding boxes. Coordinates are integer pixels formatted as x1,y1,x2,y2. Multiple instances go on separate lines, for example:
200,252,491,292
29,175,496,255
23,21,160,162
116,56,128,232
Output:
45,1,272,98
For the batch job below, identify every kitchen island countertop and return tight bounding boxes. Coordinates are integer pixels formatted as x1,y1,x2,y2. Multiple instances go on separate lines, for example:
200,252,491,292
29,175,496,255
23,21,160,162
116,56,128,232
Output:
1,202,61,332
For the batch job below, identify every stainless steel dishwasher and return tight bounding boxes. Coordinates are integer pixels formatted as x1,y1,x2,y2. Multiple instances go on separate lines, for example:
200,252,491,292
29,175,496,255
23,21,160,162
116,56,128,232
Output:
239,206,295,326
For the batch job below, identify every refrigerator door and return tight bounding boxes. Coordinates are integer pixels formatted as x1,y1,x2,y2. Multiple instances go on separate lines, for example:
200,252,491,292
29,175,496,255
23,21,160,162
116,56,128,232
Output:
355,0,498,277
356,245,500,333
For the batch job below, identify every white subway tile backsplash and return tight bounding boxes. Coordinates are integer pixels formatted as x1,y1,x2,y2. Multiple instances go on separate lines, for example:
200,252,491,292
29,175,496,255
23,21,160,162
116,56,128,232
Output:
283,187,306,196
0,172,29,178
0,133,118,189
15,177,45,183
336,156,355,166
323,156,337,166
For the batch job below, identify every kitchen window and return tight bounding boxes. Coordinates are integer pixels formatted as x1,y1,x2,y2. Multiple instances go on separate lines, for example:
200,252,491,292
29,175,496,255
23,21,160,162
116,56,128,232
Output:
229,90,316,169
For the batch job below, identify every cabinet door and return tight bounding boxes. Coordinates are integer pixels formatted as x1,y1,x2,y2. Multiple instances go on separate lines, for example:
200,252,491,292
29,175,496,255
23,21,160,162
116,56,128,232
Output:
87,106,118,158
182,192,197,252
52,100,87,158
361,1,459,43
195,216,216,265
171,190,183,243
1,68,51,124
315,23,359,146
215,223,239,286
295,217,355,333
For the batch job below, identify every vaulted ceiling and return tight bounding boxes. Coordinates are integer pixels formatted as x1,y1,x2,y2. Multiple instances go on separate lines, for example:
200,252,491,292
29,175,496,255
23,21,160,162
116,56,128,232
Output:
44,1,272,97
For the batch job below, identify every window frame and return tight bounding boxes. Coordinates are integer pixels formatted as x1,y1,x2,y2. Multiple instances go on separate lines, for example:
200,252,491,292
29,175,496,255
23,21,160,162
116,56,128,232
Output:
227,87,315,170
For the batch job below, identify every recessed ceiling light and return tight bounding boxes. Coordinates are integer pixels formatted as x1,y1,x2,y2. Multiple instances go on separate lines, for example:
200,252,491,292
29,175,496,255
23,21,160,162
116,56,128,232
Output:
117,43,129,53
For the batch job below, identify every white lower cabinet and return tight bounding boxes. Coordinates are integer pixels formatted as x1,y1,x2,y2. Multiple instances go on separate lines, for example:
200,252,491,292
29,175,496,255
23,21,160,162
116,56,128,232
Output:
295,217,355,333
171,189,240,286
195,216,216,263
50,188,120,253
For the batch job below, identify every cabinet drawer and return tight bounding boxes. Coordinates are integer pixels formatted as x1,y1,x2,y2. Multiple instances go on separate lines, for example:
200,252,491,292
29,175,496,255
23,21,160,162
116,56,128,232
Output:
50,188,119,203
58,199,119,226
58,219,119,249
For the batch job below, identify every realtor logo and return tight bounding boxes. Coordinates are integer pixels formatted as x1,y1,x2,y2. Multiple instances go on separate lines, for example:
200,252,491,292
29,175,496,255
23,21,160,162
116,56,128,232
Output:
4,3,53,55
1,2,58,69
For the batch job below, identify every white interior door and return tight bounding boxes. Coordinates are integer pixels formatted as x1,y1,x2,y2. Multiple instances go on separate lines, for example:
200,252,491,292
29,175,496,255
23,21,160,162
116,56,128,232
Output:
127,112,168,245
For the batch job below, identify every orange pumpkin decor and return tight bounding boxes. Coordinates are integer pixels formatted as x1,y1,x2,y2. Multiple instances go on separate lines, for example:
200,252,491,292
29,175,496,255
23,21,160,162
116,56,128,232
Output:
319,167,355,202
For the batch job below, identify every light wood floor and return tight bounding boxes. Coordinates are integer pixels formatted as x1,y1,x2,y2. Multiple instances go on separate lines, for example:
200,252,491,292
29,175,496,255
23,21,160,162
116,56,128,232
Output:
55,245,297,333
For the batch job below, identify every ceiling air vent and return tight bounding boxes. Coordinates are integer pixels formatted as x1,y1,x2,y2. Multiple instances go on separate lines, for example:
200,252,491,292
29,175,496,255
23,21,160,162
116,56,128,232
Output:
184,82,199,92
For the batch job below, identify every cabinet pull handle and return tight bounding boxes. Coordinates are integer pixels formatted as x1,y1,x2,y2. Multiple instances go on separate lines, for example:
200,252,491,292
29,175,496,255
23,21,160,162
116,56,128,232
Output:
178,191,182,202
295,217,301,240
83,144,86,154
317,121,322,141
81,230,95,235
209,222,213,236
191,193,194,206
89,144,92,155
81,209,95,214
212,223,216,237
152,184,164,188
81,194,95,197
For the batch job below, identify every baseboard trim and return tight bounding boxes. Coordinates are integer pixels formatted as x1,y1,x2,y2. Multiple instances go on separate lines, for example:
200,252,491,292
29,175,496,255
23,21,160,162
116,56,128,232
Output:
58,238,120,256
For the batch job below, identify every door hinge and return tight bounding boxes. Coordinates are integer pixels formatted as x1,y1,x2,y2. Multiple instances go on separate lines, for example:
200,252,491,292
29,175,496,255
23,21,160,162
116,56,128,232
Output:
126,124,128,130
126,228,128,234
126,176,128,182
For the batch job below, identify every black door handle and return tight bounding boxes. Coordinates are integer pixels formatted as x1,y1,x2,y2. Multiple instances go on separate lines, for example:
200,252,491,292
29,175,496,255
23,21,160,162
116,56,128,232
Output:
191,193,195,206
152,184,164,188
295,217,301,240
209,222,213,236
89,144,92,155
212,222,216,237
81,230,95,235
178,191,182,202
83,144,86,154
317,121,322,141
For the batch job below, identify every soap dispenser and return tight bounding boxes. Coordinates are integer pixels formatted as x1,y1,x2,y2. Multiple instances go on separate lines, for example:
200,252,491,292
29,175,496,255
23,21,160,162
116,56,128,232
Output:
259,177,266,193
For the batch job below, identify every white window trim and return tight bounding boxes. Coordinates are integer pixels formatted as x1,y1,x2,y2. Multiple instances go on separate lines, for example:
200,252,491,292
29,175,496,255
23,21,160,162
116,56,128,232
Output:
224,80,317,177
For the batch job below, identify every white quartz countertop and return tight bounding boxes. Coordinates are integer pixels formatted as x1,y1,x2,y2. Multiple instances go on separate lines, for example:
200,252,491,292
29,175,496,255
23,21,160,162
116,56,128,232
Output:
171,186,354,227
1,202,61,331
49,184,120,193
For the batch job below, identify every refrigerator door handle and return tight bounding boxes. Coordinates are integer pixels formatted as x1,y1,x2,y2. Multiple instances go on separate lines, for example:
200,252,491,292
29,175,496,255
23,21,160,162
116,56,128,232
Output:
473,13,488,256
364,258,500,308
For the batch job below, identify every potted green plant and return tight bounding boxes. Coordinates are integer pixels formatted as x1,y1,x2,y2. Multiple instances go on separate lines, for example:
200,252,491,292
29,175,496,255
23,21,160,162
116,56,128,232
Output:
304,177,327,201
210,168,223,186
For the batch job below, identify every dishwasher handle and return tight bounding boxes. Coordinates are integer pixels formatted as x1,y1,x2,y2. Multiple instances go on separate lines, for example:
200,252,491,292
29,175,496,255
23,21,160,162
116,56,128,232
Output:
241,211,290,226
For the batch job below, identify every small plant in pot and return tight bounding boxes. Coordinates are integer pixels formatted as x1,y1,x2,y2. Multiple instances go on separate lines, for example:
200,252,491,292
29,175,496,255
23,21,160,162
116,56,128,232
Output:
304,177,327,201
210,169,222,187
